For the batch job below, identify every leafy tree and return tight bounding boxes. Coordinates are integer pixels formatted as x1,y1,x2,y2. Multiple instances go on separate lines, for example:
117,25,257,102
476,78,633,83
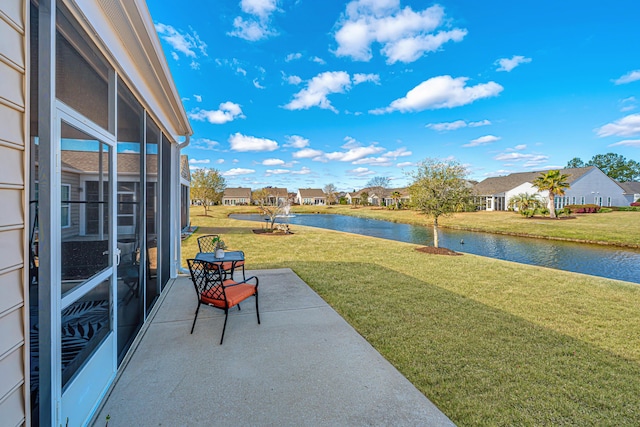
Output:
359,191,369,206
532,170,570,218
391,191,402,209
587,153,640,182
190,168,226,215
409,158,473,248
323,183,338,205
566,157,585,168
366,176,390,206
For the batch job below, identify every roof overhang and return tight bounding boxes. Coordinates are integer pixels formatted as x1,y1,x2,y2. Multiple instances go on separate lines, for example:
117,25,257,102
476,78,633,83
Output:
63,0,192,141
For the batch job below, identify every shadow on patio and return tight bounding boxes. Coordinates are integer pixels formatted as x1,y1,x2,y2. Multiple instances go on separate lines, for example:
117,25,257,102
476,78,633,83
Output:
92,268,454,426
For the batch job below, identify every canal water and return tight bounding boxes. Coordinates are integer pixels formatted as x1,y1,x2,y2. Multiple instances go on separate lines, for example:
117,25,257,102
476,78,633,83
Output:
230,213,640,284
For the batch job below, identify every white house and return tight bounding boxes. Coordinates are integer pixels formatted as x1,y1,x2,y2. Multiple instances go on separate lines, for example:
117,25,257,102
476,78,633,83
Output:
296,188,326,205
222,187,252,205
474,167,628,211
618,181,640,204
0,1,192,425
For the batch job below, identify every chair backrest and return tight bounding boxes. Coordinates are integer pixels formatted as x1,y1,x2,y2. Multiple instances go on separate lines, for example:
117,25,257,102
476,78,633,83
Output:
187,258,226,305
197,234,220,253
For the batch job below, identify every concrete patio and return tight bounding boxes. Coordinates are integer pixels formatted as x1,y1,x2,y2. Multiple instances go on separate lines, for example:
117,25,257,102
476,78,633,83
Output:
92,268,454,426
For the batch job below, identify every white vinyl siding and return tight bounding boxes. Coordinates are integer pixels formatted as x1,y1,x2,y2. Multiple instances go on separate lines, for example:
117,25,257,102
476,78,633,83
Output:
0,0,28,425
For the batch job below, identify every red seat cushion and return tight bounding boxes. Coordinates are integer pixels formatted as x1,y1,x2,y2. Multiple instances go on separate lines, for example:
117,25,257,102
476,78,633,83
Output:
201,281,256,308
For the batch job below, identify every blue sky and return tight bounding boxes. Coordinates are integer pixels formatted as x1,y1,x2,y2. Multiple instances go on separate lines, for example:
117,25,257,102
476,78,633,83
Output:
147,0,640,192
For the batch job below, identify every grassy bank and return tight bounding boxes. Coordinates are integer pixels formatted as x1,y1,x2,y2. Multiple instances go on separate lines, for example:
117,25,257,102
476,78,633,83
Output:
183,206,640,425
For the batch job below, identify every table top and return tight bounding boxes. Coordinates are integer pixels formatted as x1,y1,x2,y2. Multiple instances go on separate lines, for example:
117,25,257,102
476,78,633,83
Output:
195,250,244,263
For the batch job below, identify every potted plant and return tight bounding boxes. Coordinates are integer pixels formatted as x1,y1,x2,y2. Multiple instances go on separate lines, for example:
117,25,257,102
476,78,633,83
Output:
213,236,227,258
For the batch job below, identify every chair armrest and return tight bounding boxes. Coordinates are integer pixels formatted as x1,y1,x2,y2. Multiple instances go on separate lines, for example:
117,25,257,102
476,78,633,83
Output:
222,275,258,289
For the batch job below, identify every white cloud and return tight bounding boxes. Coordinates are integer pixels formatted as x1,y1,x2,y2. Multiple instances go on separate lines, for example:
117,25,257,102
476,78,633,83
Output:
496,55,532,72
222,168,256,176
189,159,211,164
265,169,290,175
228,0,279,41
194,94,202,102
286,52,302,62
253,78,266,89
229,133,279,152
426,119,491,131
190,138,220,150
311,56,326,64
333,2,467,64
324,144,385,162
155,23,207,68
512,144,527,150
609,139,640,147
463,135,501,147
215,159,225,164
287,75,303,85
285,135,310,148
189,102,245,124
240,0,277,19
494,152,549,167
347,167,375,177
595,113,640,137
613,70,640,85
292,148,324,159
396,161,414,167
354,146,412,165
284,71,381,112
284,71,352,112
262,158,286,166
353,73,380,85
620,97,637,112
292,167,312,175
373,75,503,114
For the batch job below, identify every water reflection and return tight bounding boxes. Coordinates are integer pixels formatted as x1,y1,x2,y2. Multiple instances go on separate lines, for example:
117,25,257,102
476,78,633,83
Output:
231,213,640,284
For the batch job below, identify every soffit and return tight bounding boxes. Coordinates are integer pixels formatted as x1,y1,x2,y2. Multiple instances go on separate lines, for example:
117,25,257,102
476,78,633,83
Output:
64,0,191,140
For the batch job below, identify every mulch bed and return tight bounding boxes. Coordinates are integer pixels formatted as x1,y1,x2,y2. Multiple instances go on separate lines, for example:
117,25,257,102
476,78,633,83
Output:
415,246,462,256
252,229,294,235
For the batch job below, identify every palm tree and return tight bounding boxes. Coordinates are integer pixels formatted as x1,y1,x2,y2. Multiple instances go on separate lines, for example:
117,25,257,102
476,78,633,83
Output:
507,192,541,212
391,191,402,209
532,170,570,218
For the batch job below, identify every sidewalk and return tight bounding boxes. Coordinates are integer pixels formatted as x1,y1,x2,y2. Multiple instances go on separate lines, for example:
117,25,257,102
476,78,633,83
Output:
93,268,455,426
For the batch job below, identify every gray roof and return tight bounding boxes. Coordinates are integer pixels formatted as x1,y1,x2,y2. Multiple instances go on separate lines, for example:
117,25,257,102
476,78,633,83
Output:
298,188,325,198
474,167,596,196
618,181,640,194
223,187,251,198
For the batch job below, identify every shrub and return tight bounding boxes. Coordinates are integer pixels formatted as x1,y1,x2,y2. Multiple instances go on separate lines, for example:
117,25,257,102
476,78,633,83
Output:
616,206,640,212
631,201,640,207
599,208,613,213
564,204,601,214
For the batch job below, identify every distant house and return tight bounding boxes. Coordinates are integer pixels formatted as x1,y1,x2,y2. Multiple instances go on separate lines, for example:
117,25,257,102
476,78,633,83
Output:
222,187,252,205
474,166,628,211
618,181,640,204
382,188,411,207
296,188,326,205
261,187,288,206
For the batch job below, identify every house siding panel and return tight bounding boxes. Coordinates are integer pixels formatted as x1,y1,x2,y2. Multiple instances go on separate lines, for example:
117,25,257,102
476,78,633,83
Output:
0,189,23,227
0,0,28,425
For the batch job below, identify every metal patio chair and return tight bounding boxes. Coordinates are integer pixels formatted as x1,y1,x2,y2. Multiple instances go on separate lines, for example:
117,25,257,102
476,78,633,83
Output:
187,258,260,344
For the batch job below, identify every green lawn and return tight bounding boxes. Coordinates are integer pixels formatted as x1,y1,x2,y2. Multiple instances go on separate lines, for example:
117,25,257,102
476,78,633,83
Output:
183,206,640,425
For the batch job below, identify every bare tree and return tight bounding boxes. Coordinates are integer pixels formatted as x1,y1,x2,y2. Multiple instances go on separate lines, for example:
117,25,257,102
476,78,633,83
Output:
254,188,285,231
366,176,390,206
409,158,473,248
323,183,338,205
190,168,226,215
